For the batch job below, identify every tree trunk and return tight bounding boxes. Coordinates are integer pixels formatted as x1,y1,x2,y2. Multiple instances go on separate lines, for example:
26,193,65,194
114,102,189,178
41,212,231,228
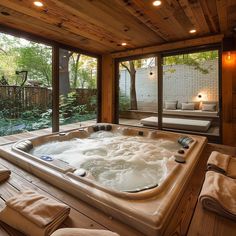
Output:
73,53,80,88
59,49,71,96
129,61,137,110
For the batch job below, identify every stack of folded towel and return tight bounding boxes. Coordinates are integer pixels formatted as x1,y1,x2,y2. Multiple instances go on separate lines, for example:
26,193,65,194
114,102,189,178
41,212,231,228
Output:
199,171,236,220
0,190,70,236
0,168,11,182
51,228,120,236
207,151,236,178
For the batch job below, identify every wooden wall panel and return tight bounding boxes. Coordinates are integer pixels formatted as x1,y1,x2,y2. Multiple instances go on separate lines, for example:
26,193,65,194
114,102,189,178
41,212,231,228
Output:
101,54,115,123
222,50,236,145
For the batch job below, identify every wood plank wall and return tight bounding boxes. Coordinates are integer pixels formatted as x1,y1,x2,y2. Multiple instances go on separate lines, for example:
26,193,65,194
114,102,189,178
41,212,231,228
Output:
222,46,236,145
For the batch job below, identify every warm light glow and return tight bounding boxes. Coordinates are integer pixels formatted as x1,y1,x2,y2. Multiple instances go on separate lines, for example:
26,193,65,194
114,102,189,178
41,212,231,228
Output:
226,52,231,61
153,1,162,6
189,29,197,34
224,51,235,66
33,1,44,7
121,42,127,46
196,92,208,101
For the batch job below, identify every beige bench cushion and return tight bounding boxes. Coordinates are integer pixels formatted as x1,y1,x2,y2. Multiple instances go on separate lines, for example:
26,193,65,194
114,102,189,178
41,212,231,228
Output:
140,116,211,132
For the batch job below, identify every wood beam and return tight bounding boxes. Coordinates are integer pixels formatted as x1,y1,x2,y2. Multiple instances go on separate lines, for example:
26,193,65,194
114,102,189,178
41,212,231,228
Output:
112,34,224,59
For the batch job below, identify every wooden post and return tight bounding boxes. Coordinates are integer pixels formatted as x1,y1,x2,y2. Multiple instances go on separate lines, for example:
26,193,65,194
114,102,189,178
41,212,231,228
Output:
52,45,60,132
157,55,163,130
101,54,115,123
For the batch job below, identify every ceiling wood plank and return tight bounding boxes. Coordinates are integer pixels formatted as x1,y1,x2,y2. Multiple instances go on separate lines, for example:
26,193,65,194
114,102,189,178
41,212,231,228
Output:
48,0,164,46
179,0,210,34
200,0,218,33
0,6,110,54
0,0,132,50
128,0,191,40
216,0,228,33
115,0,170,41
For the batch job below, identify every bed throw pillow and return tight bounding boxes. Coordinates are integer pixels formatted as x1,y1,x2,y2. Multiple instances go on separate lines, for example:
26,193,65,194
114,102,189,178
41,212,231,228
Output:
182,103,195,110
202,103,216,111
165,102,177,110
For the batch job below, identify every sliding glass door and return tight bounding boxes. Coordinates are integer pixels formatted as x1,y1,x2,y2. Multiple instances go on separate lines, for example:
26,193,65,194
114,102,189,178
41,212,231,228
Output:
162,50,220,142
117,48,221,142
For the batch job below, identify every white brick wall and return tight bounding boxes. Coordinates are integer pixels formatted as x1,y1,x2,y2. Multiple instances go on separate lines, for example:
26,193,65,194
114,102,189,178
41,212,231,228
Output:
119,59,218,111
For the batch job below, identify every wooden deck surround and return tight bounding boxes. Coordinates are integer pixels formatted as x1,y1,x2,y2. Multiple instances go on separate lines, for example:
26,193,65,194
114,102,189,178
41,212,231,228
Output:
0,125,236,236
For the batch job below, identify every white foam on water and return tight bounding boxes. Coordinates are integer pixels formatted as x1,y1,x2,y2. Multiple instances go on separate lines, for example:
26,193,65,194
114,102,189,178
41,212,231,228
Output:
30,131,181,192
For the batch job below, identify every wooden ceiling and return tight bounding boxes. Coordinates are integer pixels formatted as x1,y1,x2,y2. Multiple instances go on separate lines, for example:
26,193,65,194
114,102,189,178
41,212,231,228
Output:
0,0,235,55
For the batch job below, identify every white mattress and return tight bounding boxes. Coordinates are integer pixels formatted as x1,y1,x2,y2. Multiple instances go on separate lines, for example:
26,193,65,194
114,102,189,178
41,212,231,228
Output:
140,116,211,132
163,109,218,118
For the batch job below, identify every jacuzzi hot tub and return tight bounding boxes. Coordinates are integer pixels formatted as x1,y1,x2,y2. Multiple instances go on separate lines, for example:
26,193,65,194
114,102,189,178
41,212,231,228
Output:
0,124,207,236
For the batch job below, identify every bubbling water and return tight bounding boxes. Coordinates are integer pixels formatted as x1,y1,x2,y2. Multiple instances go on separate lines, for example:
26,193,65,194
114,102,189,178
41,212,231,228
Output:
30,131,180,192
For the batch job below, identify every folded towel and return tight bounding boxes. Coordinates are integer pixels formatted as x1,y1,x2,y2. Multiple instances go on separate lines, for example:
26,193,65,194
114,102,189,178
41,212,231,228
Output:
207,151,230,174
0,168,11,182
227,157,236,178
51,228,120,236
199,171,236,221
0,190,70,236
207,151,236,178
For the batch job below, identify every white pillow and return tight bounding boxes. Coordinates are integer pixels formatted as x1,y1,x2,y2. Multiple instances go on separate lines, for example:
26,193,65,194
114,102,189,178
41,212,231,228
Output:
165,102,177,110
202,103,216,111
182,103,195,110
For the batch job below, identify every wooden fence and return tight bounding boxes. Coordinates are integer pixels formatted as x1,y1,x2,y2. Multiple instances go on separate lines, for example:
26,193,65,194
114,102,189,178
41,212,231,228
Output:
0,86,97,118
0,85,52,111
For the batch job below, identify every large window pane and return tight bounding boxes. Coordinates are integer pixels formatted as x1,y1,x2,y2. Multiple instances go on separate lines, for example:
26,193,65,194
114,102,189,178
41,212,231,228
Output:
118,57,159,127
59,49,97,129
0,33,52,136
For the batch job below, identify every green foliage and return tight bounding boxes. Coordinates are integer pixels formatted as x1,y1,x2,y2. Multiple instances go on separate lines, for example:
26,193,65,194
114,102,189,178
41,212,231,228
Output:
119,92,130,111
163,50,218,74
0,33,52,86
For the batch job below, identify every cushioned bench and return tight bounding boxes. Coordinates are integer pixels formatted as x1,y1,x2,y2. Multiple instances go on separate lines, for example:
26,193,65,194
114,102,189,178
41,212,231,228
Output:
163,109,219,118
140,116,211,132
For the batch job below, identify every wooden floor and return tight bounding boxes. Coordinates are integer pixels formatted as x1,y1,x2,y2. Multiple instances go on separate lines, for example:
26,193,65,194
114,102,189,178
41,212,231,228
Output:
0,123,236,236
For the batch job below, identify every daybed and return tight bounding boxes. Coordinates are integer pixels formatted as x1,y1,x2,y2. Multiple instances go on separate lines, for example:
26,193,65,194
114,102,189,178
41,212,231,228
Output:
140,116,211,132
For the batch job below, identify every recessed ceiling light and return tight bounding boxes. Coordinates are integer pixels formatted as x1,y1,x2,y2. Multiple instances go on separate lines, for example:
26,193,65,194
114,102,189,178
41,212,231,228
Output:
33,1,44,7
189,29,197,34
153,1,162,6
121,42,127,46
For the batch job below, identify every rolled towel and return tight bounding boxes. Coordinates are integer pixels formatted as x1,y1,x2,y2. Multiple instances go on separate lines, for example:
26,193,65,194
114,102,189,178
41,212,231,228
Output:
0,168,11,182
199,171,236,221
207,151,236,178
51,228,120,236
0,190,70,236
